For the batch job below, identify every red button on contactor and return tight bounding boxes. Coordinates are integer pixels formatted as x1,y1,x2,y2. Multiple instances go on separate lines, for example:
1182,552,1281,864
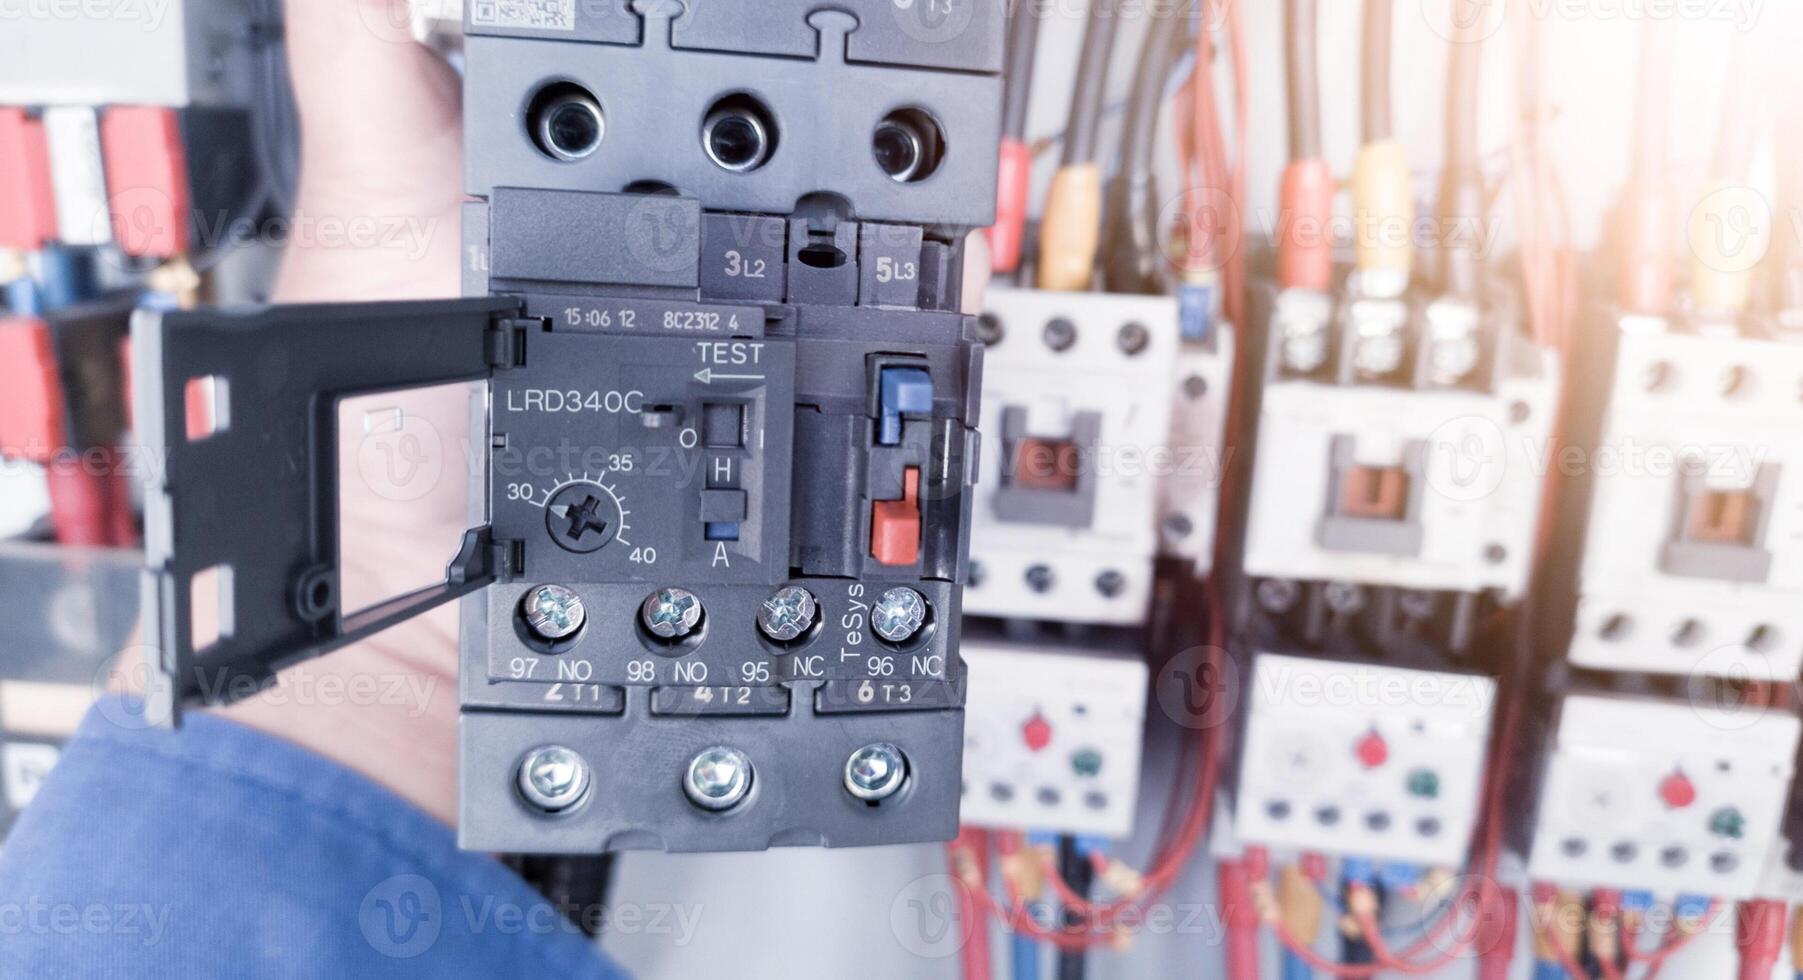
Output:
870,465,922,566
1658,770,1696,809
1354,730,1388,769
1022,713,1052,752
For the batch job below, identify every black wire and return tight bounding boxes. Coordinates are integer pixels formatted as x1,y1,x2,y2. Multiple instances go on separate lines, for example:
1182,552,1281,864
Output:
1339,880,1376,966
1002,0,1042,141
1438,10,1485,297
1362,0,1393,143
1100,6,1189,293
1055,836,1091,980
1061,0,1120,166
501,854,616,937
1284,0,1321,161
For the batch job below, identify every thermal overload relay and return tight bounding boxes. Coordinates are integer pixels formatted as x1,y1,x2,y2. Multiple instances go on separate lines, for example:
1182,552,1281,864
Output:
134,0,1003,853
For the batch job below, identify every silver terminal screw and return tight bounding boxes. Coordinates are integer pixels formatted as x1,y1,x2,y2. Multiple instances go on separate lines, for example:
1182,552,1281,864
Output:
757,586,818,643
871,587,928,644
517,745,591,812
684,746,753,811
1255,578,1300,614
641,587,703,639
522,584,585,641
1427,334,1481,385
1322,581,1367,615
1351,327,1406,378
844,742,908,801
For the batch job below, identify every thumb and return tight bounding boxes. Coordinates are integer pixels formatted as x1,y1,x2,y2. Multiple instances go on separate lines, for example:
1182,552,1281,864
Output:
286,0,462,202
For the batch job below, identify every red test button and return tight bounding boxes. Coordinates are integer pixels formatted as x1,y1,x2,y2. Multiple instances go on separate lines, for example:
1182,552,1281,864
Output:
1354,730,1388,769
1658,770,1696,809
870,466,922,566
1022,713,1052,752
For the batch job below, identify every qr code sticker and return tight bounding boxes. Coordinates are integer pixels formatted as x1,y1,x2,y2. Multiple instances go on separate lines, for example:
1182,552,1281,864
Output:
471,0,576,31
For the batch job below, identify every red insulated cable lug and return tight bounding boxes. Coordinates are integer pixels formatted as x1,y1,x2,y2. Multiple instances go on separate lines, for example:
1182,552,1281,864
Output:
1277,158,1335,292
1736,899,1786,980
986,137,1031,274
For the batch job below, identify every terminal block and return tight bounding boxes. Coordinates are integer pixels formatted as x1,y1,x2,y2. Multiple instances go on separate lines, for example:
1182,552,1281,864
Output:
1229,653,1496,867
1566,323,1803,681
134,0,1001,853
1243,283,1555,609
957,631,1148,839
965,288,1232,624
1525,693,1798,900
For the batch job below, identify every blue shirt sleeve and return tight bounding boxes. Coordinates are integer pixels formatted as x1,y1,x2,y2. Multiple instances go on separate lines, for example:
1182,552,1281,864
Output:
0,696,629,980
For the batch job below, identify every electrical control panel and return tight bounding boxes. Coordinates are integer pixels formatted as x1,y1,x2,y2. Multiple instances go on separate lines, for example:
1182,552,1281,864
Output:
966,288,1230,624
1526,694,1798,899
1244,289,1557,600
0,545,135,841
132,0,1003,853
957,635,1148,839
1231,653,1496,866
1567,325,1803,681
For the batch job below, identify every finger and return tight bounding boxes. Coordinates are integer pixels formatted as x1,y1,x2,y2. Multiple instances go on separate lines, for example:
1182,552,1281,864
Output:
285,0,462,196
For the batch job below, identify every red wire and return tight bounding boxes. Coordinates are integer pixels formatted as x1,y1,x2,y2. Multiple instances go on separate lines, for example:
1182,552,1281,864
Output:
1620,902,1715,966
949,829,993,980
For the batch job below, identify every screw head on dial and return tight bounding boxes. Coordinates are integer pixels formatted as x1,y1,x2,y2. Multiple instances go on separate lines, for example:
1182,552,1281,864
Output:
545,482,619,554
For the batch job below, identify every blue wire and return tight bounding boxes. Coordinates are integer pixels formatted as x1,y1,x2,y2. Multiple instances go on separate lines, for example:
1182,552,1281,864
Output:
1280,947,1313,980
1011,927,1040,980
1531,960,1567,980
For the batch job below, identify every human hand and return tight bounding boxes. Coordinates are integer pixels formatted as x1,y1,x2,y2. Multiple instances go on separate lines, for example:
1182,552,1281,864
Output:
219,0,469,824
221,0,994,827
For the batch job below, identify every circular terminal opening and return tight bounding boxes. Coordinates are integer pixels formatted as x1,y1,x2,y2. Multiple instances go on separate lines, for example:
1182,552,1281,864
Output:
1043,316,1077,352
872,107,945,183
527,82,605,162
1117,321,1150,356
1599,613,1633,642
701,94,777,173
975,312,1005,346
1644,360,1676,393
